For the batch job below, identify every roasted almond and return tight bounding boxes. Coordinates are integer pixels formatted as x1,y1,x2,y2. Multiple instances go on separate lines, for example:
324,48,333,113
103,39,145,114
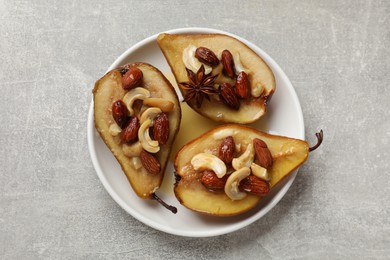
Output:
219,136,235,164
253,138,273,169
140,150,161,175
235,71,251,99
122,68,143,90
112,100,129,128
221,49,235,79
219,83,240,110
239,175,270,196
200,170,228,190
153,113,169,145
195,47,220,67
121,116,140,143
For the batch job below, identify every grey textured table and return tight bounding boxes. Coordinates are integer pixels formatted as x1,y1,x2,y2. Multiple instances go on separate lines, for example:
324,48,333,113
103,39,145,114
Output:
1,0,389,259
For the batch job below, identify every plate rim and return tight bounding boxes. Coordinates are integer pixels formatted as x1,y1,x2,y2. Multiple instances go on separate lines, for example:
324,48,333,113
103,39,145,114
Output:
87,27,305,237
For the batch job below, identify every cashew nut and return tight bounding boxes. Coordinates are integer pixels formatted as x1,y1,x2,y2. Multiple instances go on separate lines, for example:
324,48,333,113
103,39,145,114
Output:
140,107,162,124
138,118,159,153
109,123,122,136
190,153,226,178
224,167,251,200
232,143,255,171
122,87,151,116
251,163,270,181
182,45,212,74
143,98,174,113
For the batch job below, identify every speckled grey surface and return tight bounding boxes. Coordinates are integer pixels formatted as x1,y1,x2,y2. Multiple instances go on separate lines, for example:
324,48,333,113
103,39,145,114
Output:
1,0,389,259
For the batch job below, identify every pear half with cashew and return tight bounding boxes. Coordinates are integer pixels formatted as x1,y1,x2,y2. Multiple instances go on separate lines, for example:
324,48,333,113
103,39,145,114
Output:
93,62,181,213
174,124,323,216
157,33,276,124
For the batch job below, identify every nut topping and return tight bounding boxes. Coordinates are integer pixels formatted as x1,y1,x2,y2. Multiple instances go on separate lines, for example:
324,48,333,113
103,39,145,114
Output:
219,136,235,164
112,100,129,128
153,113,169,145
122,68,143,90
221,49,235,79
143,98,174,113
122,87,151,116
200,170,228,190
182,45,212,74
191,153,227,178
253,138,273,169
140,150,161,175
224,167,251,200
219,83,240,110
195,47,220,67
120,117,140,143
235,71,251,99
140,107,162,124
250,163,270,181
138,118,160,153
239,175,270,196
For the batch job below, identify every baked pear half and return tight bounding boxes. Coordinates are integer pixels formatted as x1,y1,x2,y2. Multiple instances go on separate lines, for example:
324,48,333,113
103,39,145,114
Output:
174,124,323,216
93,62,181,213
157,33,276,124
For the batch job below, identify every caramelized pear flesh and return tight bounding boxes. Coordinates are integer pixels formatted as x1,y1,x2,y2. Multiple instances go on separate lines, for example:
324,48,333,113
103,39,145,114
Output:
174,124,309,216
157,33,276,124
93,62,181,199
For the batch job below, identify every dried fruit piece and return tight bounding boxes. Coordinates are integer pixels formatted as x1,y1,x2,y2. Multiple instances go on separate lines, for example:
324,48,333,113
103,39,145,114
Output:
122,68,143,90
140,150,161,175
239,175,270,196
235,71,251,99
219,136,235,164
219,83,240,110
195,47,220,66
112,100,129,128
221,49,235,79
120,117,140,143
200,170,228,190
253,138,273,169
153,113,169,145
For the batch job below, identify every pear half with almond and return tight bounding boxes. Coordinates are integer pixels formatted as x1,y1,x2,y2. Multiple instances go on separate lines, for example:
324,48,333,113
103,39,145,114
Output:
93,62,181,213
157,33,276,124
174,124,323,216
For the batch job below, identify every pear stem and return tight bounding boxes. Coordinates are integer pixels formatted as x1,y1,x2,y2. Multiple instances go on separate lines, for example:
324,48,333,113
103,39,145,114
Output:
309,130,324,152
152,193,177,214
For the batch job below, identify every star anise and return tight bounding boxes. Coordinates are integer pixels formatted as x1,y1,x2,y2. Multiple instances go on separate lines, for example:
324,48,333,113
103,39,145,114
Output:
179,65,218,108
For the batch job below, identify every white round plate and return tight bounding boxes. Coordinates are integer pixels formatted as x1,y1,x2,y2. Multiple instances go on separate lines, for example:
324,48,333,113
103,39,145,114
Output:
87,28,304,237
